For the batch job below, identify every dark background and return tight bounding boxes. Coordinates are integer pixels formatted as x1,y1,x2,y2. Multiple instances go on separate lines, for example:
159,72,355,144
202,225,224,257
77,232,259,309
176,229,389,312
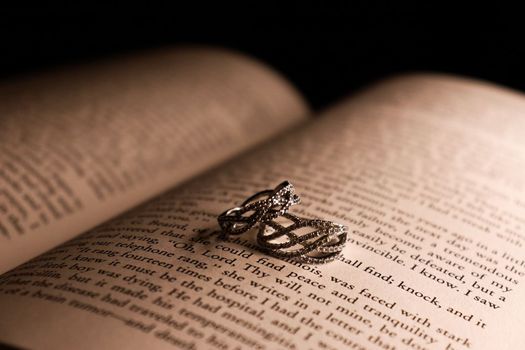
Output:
1,3,525,110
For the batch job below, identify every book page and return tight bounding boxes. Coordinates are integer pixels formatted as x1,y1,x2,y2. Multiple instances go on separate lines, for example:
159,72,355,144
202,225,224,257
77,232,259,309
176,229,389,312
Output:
1,74,525,349
0,47,308,273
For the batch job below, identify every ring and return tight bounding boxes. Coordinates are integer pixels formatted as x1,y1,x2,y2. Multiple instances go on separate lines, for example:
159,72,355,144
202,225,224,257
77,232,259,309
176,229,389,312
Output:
217,181,300,237
257,212,347,264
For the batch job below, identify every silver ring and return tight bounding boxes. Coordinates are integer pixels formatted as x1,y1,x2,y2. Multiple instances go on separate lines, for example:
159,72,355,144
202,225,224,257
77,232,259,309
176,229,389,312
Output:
257,212,347,264
217,181,300,237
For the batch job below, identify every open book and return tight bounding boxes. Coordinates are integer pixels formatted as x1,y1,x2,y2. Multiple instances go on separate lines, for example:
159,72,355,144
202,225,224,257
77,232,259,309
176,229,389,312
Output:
1,47,524,350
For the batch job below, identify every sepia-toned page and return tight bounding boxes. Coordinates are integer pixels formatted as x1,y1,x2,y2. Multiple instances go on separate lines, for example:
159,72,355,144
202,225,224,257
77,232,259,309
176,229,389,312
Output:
0,47,308,273
2,74,525,349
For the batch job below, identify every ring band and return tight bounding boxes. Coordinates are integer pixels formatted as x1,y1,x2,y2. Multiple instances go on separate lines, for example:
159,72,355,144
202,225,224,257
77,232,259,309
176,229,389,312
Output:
217,181,300,237
257,212,347,264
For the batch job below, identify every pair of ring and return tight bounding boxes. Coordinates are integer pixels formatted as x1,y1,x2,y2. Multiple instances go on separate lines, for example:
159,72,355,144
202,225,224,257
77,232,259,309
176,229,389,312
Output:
218,181,347,264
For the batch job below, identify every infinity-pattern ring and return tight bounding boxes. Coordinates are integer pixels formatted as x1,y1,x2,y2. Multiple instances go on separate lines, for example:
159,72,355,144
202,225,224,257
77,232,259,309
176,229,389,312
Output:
217,180,347,264
257,212,347,264
217,181,300,238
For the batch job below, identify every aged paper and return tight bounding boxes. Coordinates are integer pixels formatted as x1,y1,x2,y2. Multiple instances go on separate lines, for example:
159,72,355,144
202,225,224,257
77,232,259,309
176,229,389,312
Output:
0,47,308,273
1,75,525,349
